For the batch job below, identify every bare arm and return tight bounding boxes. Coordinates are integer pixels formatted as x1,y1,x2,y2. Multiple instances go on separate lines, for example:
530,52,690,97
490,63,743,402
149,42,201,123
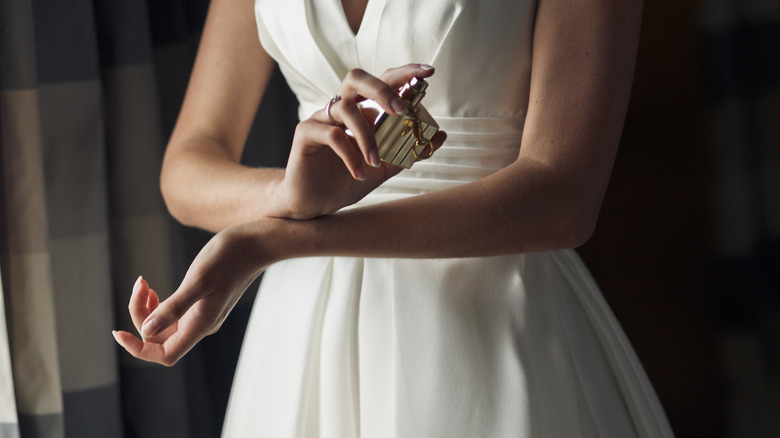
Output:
159,0,278,231
264,0,644,257
160,0,441,231
115,0,644,365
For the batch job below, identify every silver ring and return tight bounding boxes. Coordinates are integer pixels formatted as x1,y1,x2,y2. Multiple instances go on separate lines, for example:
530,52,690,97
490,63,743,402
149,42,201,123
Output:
325,95,342,125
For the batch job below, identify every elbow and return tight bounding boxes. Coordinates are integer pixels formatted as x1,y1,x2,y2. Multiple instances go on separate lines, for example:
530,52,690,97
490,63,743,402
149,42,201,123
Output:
159,163,193,227
551,176,606,249
160,190,185,226
559,198,602,248
561,213,598,249
505,207,599,253
537,202,601,251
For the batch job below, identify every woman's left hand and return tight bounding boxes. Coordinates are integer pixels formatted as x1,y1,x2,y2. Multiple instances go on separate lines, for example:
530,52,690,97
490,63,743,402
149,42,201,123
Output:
112,222,275,366
263,64,446,220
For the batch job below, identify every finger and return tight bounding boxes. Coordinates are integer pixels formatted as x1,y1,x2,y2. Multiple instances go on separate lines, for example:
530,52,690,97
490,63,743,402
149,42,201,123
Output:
128,276,151,334
112,330,167,364
140,280,208,339
112,329,189,367
431,130,447,150
147,288,160,312
113,330,144,354
124,301,213,366
414,130,448,163
339,69,409,117
319,99,381,168
380,64,436,89
296,119,368,181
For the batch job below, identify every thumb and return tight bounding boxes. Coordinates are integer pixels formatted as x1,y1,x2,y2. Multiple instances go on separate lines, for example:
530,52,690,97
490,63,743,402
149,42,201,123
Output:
381,63,435,89
140,283,203,338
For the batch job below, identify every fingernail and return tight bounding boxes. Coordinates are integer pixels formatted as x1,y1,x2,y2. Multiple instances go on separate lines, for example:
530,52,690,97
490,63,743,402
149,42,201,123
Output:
355,167,366,181
132,275,143,295
369,149,381,168
419,64,434,71
142,317,162,338
391,98,408,115
111,330,119,342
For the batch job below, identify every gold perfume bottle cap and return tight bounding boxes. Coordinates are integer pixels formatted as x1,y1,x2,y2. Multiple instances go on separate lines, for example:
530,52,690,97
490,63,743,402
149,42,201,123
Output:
400,77,428,107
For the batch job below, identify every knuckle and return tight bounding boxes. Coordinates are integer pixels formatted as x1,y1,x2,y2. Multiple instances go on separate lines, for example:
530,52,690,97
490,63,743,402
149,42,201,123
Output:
342,101,361,118
206,321,222,336
161,299,185,320
381,86,398,102
345,68,366,82
325,126,345,143
295,120,313,135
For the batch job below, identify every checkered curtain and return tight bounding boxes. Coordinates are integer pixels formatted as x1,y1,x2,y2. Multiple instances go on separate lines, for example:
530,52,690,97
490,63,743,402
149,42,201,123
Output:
0,0,299,437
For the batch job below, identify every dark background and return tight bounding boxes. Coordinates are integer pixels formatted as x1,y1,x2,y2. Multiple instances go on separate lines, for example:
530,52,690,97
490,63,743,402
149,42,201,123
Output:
1,0,777,436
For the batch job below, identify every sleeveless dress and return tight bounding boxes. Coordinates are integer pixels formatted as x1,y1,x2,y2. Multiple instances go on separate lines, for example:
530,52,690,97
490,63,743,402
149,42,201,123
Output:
223,1,675,437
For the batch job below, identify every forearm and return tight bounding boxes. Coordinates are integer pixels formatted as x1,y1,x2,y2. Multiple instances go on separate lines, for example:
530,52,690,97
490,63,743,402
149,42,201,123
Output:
161,138,284,233
252,156,605,263
254,0,640,261
159,0,279,233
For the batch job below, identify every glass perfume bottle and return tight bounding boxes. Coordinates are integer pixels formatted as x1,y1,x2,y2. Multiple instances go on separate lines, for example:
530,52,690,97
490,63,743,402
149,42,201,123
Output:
356,77,439,169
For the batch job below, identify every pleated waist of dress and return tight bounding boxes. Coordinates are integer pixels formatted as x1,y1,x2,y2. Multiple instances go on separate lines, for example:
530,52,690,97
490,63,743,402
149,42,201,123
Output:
351,115,524,208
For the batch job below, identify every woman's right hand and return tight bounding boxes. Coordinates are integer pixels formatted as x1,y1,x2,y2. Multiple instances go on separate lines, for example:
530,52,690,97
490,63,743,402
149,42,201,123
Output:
263,63,446,220
113,219,282,366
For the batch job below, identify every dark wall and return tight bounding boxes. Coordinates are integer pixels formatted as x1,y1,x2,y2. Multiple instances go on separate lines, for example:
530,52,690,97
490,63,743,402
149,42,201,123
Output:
578,1,720,436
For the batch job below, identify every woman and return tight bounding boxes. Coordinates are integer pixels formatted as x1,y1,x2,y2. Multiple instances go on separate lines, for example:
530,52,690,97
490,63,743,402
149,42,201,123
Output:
114,0,674,436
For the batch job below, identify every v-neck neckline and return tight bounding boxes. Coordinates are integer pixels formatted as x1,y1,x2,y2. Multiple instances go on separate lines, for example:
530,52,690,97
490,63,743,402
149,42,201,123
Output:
341,0,368,36
304,0,387,79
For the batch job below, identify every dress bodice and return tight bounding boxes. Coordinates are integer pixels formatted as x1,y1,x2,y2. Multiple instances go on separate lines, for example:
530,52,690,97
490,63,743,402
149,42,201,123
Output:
254,0,538,201
226,4,676,437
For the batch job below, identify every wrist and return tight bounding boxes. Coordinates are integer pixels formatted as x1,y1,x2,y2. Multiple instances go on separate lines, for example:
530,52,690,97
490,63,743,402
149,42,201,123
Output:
258,170,291,219
237,216,310,268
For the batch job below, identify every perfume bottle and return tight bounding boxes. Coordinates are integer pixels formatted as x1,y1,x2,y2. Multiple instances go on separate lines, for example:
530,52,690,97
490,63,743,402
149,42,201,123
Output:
356,77,439,169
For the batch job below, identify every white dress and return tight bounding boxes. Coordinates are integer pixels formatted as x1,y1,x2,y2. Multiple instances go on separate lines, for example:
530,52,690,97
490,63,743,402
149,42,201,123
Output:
223,0,675,437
